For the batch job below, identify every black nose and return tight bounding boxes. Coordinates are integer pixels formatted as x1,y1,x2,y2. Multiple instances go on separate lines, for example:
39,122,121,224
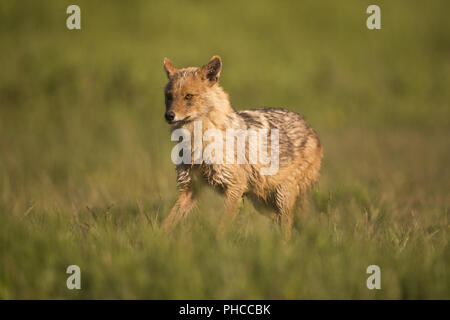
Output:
165,111,175,122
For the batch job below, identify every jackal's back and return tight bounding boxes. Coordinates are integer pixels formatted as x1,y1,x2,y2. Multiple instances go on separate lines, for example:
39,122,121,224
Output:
238,107,322,166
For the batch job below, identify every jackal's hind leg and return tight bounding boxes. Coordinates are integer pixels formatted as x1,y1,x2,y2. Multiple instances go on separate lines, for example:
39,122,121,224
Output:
275,184,299,241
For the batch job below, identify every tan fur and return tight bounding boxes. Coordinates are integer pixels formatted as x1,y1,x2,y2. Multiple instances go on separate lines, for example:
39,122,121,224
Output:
162,56,323,240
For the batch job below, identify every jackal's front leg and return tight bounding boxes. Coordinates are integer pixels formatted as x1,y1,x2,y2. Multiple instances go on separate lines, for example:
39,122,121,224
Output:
217,187,244,235
163,165,196,231
163,190,196,231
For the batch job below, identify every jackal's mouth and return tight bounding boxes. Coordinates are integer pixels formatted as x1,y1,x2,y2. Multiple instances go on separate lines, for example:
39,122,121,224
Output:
168,116,191,125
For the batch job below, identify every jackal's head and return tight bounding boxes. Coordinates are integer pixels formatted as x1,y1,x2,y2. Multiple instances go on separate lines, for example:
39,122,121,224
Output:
163,56,228,125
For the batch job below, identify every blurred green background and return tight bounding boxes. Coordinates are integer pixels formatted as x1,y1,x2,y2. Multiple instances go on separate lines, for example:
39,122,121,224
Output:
0,0,449,299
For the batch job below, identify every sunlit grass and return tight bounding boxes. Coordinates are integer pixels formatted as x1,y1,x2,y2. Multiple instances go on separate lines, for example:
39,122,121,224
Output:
0,0,449,299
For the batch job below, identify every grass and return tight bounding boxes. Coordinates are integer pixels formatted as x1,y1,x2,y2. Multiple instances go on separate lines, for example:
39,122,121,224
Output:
0,0,449,299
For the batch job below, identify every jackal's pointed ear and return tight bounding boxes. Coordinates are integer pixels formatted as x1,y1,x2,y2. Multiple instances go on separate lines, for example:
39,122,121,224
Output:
163,58,178,79
200,56,222,83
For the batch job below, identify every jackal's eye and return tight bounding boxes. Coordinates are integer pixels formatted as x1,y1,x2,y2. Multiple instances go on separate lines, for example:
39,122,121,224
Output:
184,93,194,101
165,93,173,101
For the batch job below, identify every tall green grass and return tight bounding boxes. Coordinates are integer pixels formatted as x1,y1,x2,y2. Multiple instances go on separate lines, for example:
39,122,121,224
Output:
0,0,449,298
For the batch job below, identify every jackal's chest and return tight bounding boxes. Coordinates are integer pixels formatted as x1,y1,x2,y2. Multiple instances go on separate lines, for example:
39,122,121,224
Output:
193,163,230,190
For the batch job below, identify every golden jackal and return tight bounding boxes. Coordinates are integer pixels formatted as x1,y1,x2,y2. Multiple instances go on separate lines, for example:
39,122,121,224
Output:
163,56,322,239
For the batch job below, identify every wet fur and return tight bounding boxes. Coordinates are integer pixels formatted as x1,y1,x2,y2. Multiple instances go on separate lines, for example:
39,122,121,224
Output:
163,56,322,240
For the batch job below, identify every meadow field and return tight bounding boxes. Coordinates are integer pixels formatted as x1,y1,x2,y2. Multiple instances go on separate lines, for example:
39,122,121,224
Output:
0,0,449,299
